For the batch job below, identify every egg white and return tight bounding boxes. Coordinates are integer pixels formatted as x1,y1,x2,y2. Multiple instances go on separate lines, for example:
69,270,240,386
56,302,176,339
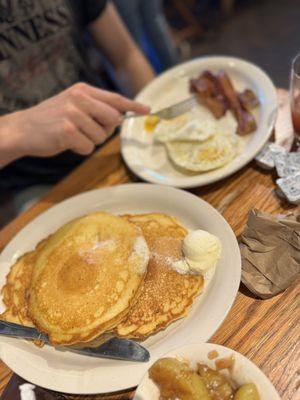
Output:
166,132,239,172
153,106,237,143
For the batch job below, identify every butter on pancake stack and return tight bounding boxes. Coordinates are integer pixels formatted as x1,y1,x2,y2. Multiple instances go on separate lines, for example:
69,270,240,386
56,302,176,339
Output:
116,213,204,338
1,212,149,346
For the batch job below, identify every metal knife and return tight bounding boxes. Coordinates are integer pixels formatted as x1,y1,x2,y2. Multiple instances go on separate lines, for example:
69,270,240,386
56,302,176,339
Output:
123,95,197,121
0,320,149,362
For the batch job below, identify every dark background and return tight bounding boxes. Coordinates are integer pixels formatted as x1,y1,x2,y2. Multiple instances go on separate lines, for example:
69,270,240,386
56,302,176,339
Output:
170,0,300,88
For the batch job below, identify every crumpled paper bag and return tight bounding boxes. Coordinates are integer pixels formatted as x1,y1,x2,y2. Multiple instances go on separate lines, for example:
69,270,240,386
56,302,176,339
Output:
239,209,300,299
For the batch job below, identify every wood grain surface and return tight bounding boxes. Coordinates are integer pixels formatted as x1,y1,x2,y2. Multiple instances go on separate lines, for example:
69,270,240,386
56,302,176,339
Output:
0,134,299,400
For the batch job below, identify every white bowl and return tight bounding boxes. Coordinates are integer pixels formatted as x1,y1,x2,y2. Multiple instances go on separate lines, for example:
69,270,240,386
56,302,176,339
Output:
134,343,281,400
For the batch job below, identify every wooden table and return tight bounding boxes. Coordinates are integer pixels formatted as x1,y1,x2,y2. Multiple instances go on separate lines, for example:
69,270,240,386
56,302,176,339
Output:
0,134,299,399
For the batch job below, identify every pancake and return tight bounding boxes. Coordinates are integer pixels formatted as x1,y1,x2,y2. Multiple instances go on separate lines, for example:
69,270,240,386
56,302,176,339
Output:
28,212,149,345
116,213,204,338
1,239,48,327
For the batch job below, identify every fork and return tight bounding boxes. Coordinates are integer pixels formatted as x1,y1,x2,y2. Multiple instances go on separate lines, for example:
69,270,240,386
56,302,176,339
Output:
123,95,197,121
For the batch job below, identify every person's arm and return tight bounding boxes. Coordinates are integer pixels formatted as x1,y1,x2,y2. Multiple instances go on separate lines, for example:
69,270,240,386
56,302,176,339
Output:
88,2,155,96
0,83,149,168
0,113,24,167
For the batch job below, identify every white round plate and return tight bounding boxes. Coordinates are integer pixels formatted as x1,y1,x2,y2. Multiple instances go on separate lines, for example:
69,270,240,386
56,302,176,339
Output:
134,343,281,400
0,184,241,394
121,56,277,188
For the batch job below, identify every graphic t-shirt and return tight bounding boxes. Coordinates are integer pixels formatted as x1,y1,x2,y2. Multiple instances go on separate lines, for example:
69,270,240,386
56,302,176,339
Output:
0,0,108,190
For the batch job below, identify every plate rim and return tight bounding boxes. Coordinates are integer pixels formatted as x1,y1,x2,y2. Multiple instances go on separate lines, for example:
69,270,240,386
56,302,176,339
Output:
121,55,278,188
0,184,241,394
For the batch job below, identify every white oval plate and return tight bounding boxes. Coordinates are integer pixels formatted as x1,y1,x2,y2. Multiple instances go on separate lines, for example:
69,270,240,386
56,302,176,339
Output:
0,184,241,394
134,343,281,400
121,56,277,188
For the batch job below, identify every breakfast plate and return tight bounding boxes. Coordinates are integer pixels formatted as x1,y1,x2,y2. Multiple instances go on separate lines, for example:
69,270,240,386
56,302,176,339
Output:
121,56,277,188
134,343,281,399
0,184,241,394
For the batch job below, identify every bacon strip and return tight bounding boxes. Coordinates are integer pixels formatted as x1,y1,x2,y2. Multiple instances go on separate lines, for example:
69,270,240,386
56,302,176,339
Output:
217,71,257,135
238,88,260,111
189,70,259,135
190,71,228,119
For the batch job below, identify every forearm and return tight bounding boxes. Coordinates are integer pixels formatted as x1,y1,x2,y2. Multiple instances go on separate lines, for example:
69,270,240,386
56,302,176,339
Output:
1,84,150,167
115,47,155,96
89,2,155,97
0,112,24,168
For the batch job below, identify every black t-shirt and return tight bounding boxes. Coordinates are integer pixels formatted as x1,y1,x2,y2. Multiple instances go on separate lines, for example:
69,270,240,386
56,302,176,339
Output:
0,0,109,191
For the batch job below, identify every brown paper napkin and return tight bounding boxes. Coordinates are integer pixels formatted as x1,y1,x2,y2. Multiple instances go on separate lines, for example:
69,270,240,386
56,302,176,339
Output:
240,209,300,299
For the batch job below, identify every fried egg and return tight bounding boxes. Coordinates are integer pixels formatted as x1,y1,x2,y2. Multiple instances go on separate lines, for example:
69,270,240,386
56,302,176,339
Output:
166,133,239,172
153,106,237,143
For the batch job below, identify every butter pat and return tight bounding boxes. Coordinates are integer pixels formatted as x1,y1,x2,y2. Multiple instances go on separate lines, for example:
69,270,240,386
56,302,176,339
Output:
182,230,222,273
170,230,222,275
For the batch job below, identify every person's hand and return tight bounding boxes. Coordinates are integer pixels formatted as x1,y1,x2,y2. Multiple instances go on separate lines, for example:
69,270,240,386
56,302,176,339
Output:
1,83,150,164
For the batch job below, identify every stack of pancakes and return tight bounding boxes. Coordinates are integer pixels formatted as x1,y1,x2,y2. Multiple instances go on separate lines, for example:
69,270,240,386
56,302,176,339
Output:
1,212,204,347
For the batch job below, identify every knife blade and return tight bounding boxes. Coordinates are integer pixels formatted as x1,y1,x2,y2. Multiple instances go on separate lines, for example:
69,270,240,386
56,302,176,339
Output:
0,320,149,362
123,95,197,121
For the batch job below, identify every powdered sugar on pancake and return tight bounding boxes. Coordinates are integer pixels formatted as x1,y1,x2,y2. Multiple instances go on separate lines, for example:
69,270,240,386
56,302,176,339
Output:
130,236,150,274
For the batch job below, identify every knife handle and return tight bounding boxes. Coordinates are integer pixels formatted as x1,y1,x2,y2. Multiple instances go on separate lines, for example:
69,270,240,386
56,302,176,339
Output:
0,320,47,341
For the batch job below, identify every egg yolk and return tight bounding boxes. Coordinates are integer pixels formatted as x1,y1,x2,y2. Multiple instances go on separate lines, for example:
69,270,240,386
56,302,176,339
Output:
144,115,161,133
